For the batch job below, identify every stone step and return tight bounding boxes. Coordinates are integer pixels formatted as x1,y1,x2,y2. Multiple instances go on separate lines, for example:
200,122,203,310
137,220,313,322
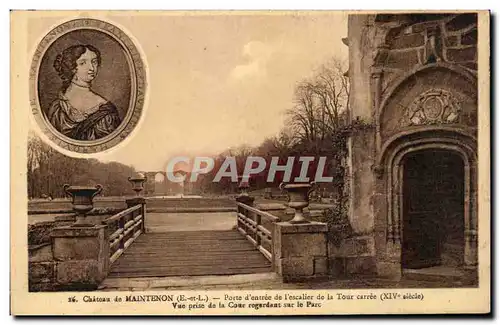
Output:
402,266,478,285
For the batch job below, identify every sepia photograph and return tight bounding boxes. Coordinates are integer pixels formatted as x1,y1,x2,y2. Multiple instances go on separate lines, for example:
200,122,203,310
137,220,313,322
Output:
11,9,490,316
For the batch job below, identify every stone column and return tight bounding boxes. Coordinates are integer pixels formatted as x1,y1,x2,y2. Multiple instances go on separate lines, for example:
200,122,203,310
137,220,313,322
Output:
51,225,109,290
371,67,383,152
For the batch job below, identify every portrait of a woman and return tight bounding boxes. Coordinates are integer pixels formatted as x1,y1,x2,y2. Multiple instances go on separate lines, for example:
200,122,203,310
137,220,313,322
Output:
47,44,122,141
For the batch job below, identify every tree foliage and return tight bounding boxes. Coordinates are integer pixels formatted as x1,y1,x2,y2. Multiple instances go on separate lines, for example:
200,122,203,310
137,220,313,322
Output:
27,131,137,198
287,58,350,146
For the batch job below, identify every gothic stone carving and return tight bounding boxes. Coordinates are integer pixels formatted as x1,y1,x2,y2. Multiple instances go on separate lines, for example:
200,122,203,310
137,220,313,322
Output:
402,89,461,126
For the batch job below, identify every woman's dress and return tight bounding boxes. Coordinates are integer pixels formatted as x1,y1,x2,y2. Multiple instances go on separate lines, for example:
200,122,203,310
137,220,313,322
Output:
47,93,121,141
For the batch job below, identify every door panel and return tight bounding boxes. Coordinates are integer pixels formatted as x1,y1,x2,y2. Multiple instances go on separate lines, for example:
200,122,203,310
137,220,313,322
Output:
402,150,464,269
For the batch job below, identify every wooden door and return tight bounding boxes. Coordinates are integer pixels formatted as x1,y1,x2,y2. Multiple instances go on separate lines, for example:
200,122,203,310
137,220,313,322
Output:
401,150,463,269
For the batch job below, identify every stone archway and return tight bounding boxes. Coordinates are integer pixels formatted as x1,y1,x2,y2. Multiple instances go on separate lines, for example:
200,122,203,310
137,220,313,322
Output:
371,64,478,278
374,129,477,276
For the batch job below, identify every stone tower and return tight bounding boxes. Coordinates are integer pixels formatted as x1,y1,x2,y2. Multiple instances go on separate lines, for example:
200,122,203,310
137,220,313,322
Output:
340,13,478,280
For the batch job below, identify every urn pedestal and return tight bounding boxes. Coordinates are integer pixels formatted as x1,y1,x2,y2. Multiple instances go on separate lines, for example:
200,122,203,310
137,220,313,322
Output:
51,184,109,290
273,221,329,282
274,182,328,282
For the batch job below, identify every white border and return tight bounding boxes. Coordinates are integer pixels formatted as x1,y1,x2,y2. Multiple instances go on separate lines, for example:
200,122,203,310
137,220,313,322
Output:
5,3,497,323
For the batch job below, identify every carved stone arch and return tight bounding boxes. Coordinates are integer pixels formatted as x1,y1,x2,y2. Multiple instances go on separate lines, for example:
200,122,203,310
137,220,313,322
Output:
378,63,477,120
377,63,477,144
377,127,477,169
373,129,478,272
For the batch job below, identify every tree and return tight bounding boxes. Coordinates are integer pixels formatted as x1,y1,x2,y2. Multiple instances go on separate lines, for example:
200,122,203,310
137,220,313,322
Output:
287,57,349,147
311,58,350,133
27,132,137,199
288,81,318,144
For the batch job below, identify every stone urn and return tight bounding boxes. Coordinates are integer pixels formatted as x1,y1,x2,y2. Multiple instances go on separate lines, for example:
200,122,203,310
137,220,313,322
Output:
237,175,250,196
236,175,254,206
279,182,316,224
128,172,146,196
63,184,103,227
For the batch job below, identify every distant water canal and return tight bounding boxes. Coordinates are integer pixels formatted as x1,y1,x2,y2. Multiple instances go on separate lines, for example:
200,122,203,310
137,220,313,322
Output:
28,211,237,232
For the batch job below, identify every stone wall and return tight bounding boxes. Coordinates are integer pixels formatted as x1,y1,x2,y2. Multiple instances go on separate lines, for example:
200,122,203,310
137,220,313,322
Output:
378,13,478,97
29,244,57,291
346,14,374,122
29,225,110,292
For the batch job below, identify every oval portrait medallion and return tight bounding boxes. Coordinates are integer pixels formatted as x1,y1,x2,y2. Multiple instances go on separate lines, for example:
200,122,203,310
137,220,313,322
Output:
29,18,147,154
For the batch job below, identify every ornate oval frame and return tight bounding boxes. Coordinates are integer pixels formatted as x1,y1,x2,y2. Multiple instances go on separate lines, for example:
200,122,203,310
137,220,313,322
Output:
29,18,147,154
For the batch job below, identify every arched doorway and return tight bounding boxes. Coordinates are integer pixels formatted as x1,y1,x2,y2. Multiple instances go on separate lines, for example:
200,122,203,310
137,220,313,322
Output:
376,130,477,276
371,64,478,279
401,149,465,269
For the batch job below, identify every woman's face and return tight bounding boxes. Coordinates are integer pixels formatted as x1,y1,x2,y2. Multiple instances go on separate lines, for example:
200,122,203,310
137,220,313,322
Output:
73,49,99,83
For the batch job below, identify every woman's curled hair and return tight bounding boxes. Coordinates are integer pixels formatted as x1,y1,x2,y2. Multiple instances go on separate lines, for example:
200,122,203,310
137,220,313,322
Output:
53,44,101,91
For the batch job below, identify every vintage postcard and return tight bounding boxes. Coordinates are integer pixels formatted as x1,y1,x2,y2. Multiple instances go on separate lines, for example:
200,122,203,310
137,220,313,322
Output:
10,10,490,315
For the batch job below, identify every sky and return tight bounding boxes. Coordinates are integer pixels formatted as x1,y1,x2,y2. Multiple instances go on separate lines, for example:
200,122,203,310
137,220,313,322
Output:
29,12,349,171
